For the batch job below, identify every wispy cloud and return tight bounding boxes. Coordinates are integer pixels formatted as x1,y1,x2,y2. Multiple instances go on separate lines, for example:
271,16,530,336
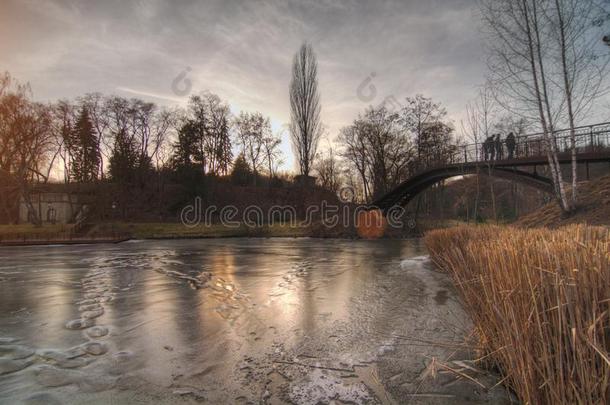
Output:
115,87,186,104
0,0,486,170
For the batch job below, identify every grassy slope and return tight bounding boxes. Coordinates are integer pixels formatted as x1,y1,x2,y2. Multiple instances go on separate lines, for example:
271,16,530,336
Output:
516,175,610,228
0,224,74,241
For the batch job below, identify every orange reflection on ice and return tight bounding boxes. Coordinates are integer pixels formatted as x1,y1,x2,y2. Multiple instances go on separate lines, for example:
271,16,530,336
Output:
356,209,387,239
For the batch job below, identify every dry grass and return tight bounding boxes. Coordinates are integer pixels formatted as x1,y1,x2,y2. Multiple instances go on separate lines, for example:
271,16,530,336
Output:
0,224,74,241
425,225,610,404
516,175,610,228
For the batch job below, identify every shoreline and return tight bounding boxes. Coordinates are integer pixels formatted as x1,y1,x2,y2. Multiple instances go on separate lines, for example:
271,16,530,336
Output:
0,220,440,246
0,233,426,248
0,237,131,247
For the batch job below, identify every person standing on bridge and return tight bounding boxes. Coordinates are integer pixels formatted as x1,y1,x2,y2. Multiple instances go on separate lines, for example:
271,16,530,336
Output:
506,132,516,159
495,134,503,160
488,135,496,160
483,135,493,161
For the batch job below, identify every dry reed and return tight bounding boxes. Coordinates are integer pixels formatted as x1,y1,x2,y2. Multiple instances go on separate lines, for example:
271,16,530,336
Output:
425,224,610,404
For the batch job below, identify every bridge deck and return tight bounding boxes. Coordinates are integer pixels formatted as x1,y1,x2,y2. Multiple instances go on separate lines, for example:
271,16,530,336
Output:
371,122,610,211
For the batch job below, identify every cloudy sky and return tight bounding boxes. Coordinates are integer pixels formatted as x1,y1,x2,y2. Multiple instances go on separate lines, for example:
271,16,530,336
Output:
0,0,486,170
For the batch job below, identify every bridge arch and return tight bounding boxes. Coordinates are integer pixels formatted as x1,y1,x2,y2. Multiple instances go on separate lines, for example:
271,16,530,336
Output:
372,165,554,211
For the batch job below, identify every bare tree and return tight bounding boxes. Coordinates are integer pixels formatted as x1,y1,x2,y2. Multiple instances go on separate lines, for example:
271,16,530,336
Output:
289,43,322,177
0,73,54,225
175,92,233,176
462,85,499,221
203,93,233,176
462,103,482,222
52,100,77,183
480,0,572,213
338,106,414,202
338,120,372,201
400,94,447,171
262,131,283,178
131,99,156,169
545,0,609,206
235,111,272,184
129,100,174,181
314,147,342,193
493,114,530,139
463,84,497,155
365,107,413,199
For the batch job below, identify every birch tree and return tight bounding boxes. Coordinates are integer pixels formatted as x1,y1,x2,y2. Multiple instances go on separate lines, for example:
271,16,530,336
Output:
545,0,609,206
480,0,571,212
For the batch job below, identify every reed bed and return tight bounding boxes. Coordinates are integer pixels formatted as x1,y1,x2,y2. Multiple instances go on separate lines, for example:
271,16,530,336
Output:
425,225,610,404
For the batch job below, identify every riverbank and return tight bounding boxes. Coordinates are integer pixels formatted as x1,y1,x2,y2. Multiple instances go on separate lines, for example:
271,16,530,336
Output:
0,219,457,245
87,222,314,239
425,224,610,404
0,223,312,245
516,175,610,228
0,224,129,246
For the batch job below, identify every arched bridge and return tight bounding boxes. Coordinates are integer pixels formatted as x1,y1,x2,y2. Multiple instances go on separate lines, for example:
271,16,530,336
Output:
372,122,610,211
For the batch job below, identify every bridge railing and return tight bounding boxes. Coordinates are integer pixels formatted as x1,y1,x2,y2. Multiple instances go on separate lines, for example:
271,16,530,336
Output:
449,122,610,165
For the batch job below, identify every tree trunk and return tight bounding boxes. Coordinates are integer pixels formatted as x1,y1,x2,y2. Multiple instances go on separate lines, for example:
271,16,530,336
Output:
489,172,497,222
473,167,480,222
522,0,571,213
19,182,41,227
554,0,578,208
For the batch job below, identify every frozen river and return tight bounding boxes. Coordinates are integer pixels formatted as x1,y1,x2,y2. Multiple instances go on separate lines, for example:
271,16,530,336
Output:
0,238,513,404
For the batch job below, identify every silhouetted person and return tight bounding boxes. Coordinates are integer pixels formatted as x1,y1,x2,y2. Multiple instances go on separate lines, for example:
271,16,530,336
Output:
495,134,503,160
482,136,492,161
506,132,516,159
488,135,496,160
482,137,489,160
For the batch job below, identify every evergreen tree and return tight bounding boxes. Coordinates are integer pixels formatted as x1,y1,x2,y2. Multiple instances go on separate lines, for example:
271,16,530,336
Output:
231,154,252,186
109,128,139,184
170,120,206,198
171,119,198,169
67,107,99,182
170,93,233,176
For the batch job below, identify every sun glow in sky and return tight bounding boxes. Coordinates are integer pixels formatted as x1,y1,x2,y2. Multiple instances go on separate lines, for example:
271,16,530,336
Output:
0,0,487,171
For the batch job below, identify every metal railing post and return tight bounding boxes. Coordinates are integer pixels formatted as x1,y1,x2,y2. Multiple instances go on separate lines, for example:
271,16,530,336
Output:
455,121,609,165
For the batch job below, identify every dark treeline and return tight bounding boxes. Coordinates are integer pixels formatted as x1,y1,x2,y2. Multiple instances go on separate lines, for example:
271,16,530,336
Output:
0,67,588,228
0,72,286,224
0,68,542,226
1,58,470,226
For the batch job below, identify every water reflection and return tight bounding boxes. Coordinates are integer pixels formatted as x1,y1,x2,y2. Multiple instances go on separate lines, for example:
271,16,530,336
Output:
0,238,495,404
